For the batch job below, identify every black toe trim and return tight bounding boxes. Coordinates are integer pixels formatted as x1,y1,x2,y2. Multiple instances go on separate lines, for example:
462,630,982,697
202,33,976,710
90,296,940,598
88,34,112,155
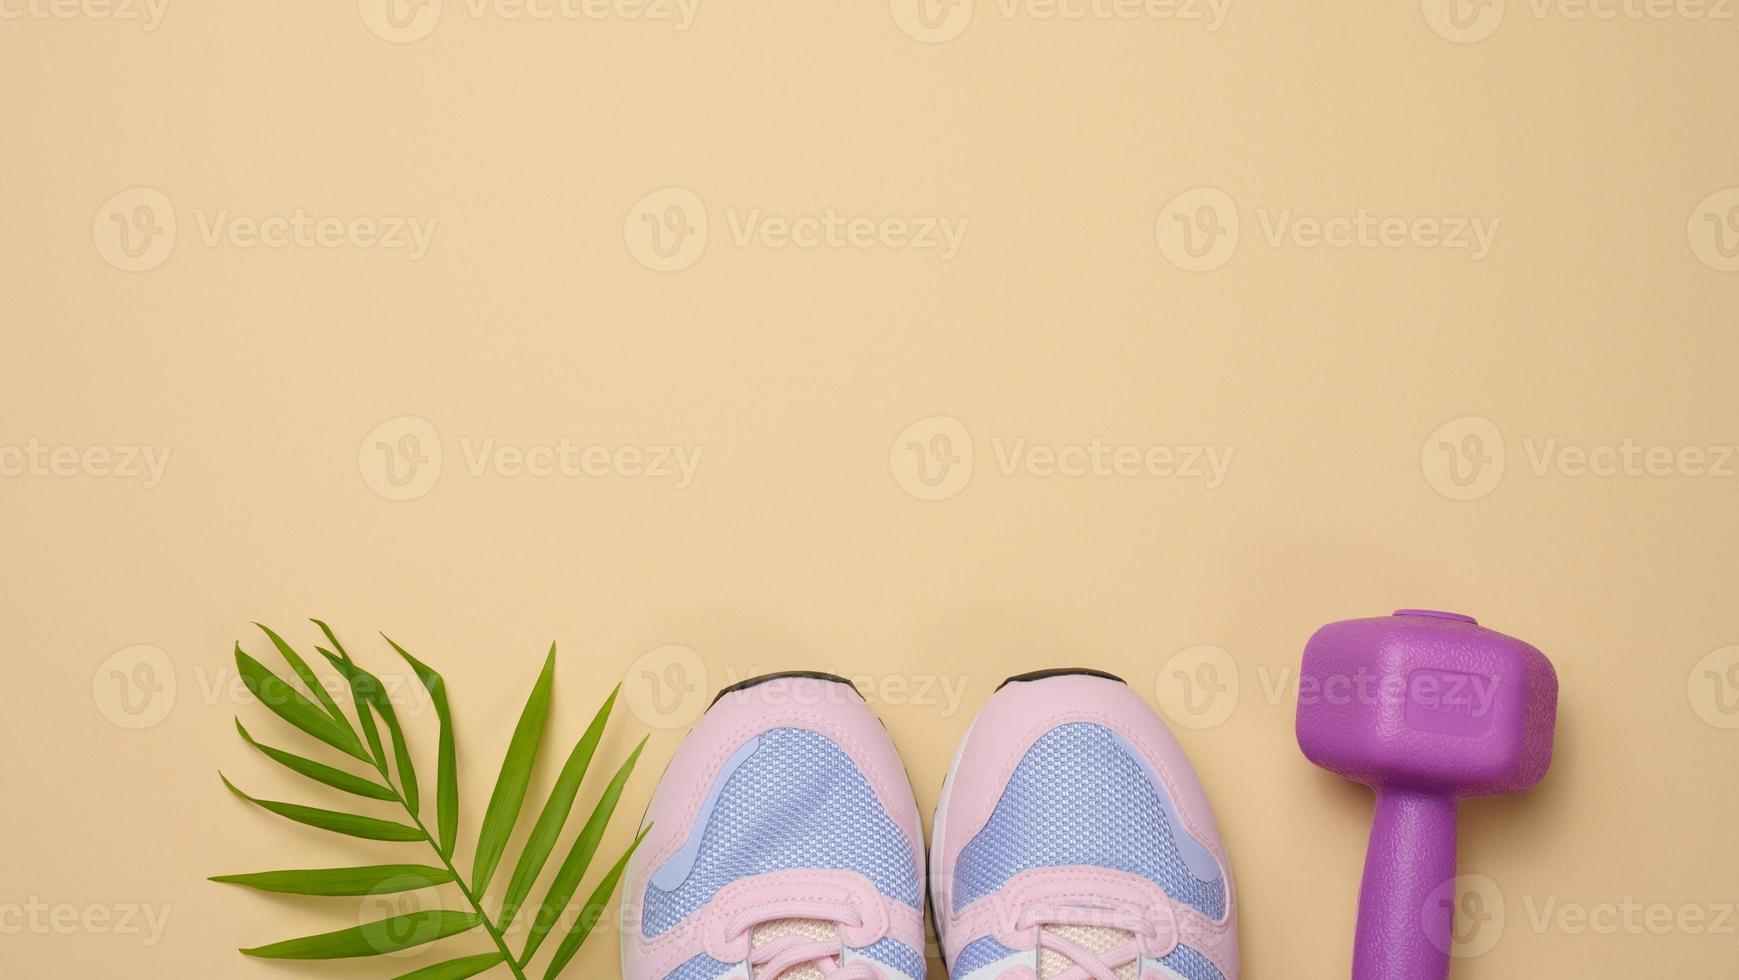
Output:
995,667,1126,691
709,670,860,707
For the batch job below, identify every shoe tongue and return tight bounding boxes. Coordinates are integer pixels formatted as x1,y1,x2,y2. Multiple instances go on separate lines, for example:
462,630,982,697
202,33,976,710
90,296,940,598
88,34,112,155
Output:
1037,925,1139,980
749,919,839,980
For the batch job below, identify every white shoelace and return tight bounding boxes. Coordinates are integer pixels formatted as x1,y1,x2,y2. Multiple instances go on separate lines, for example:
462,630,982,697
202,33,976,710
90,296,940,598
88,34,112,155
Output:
729,899,886,980
1019,903,1153,980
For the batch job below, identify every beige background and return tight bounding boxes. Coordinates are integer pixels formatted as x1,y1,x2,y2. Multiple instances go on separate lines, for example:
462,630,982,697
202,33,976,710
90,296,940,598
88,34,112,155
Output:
4,1,1738,977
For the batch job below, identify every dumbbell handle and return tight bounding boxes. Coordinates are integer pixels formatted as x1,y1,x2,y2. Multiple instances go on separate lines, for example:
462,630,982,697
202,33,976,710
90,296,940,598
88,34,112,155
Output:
1353,789,1459,980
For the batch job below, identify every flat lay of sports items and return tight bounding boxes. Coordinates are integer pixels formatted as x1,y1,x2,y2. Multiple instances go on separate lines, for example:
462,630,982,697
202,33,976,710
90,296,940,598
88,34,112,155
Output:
619,611,1558,980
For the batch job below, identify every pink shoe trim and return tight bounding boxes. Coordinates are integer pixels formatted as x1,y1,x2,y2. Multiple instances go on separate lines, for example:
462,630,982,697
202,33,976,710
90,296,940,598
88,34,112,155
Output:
630,868,921,979
933,675,1237,978
623,677,925,979
951,866,1235,979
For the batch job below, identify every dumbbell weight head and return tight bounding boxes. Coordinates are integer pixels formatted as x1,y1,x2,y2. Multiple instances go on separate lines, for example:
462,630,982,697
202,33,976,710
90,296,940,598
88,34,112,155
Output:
1296,610,1558,980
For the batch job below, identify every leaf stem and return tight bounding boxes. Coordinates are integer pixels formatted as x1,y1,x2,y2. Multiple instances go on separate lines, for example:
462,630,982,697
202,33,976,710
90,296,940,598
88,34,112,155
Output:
378,760,528,978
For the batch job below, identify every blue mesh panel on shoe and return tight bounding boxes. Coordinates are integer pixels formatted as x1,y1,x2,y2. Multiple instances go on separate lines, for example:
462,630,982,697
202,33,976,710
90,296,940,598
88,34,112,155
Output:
1158,944,1226,980
951,723,1226,919
662,952,732,980
642,727,921,938
856,937,925,978
952,936,1018,977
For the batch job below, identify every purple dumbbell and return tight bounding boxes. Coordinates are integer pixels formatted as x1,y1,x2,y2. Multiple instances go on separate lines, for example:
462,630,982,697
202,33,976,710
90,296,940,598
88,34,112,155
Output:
1295,610,1558,980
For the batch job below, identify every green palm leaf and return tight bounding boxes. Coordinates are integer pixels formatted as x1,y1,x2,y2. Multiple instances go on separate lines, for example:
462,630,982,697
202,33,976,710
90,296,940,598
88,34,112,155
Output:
541,826,649,980
521,738,646,963
315,620,388,767
471,646,557,896
240,910,481,959
210,865,453,896
234,720,396,801
221,775,422,841
321,649,420,817
235,645,369,762
499,686,620,927
386,634,459,859
393,953,507,979
219,624,645,979
257,622,350,728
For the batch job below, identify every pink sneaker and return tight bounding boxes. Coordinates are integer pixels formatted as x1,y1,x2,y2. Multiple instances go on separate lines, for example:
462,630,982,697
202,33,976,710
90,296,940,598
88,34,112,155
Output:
931,670,1239,980
622,672,928,980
